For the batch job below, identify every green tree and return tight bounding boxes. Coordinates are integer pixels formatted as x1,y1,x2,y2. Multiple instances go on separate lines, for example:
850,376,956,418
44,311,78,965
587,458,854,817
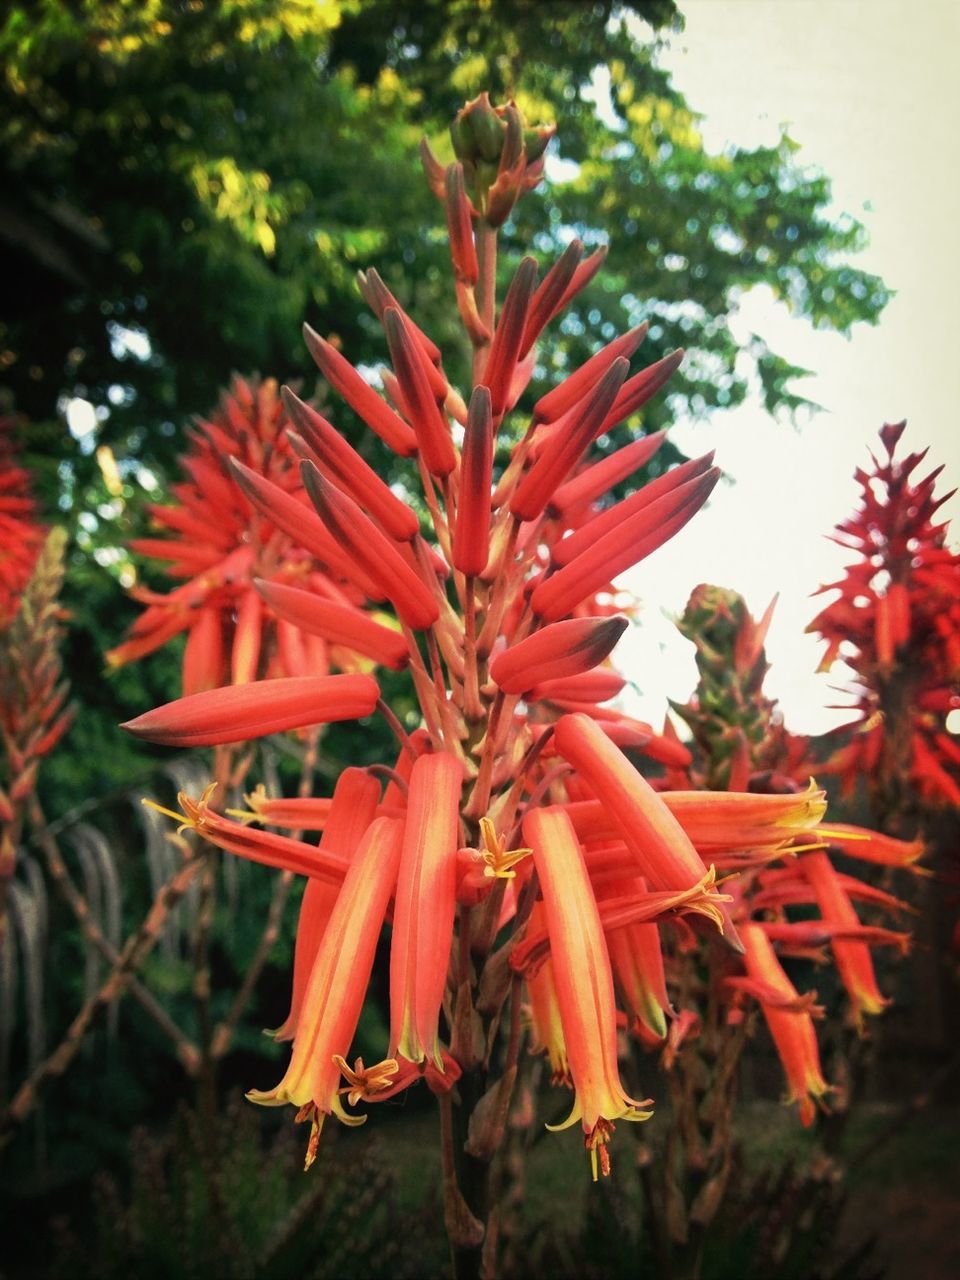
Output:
0,0,889,803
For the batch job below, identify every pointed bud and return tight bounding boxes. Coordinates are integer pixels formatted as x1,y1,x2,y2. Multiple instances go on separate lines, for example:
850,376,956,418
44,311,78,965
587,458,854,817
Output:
553,245,608,315
520,240,583,358
358,270,445,366
548,430,667,519
452,386,493,576
510,358,630,521
553,452,716,568
482,257,538,418
526,670,626,705
598,349,684,435
122,674,380,747
533,324,647,425
282,386,420,541
383,309,456,477
490,616,627,696
229,458,383,598
531,467,720,621
303,324,417,456
254,579,409,670
301,463,439,631
445,162,479,285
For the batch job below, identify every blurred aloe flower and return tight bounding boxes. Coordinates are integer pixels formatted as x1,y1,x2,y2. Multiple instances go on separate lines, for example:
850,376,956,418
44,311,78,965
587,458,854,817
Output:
0,406,45,626
809,420,960,813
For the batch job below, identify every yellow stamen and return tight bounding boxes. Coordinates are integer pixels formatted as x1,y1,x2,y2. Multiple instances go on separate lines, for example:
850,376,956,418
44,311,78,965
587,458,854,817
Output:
294,1102,324,1171
230,782,270,825
141,797,187,826
479,816,532,879
142,782,219,836
333,1053,399,1105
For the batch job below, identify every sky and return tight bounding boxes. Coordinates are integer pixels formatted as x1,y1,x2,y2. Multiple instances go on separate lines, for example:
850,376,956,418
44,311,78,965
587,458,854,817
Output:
616,0,960,735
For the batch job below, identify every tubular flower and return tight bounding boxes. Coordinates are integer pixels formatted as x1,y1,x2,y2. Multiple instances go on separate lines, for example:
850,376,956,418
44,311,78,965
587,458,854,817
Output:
273,767,382,1042
738,923,831,1127
553,713,735,937
390,752,464,1067
247,816,404,1167
801,850,889,1028
121,674,379,747
525,904,571,1085
144,784,351,884
118,92,910,1209
600,878,671,1041
524,807,652,1179
490,616,628,696
809,420,960,812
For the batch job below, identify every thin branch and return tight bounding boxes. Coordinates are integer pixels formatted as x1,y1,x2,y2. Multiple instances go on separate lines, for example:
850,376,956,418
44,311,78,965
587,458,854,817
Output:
0,850,204,1143
27,797,200,1072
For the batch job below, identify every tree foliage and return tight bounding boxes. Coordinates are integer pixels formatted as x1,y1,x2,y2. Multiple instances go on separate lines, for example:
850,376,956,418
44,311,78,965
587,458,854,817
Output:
0,0,890,804
3,0,886,473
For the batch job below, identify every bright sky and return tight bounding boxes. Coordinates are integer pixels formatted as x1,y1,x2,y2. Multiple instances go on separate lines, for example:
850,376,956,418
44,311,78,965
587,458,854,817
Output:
618,0,960,735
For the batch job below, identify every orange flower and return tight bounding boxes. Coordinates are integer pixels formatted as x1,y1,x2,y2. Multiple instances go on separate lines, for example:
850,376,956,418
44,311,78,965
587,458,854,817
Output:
254,579,409,670
384,308,457,476
531,466,719,621
303,324,417,457
490,616,627,696
739,922,830,1126
273,767,382,1042
301,464,440,631
523,806,652,1179
600,878,671,1041
247,815,404,1167
390,752,463,1067
282,386,420,541
553,713,735,940
525,903,570,1085
801,850,889,1027
122,674,379,747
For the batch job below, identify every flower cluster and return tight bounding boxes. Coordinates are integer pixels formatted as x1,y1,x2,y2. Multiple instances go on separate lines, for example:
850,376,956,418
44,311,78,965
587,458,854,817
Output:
108,374,403,693
809,420,960,811
0,406,45,626
661,583,921,1129
123,97,917,1189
